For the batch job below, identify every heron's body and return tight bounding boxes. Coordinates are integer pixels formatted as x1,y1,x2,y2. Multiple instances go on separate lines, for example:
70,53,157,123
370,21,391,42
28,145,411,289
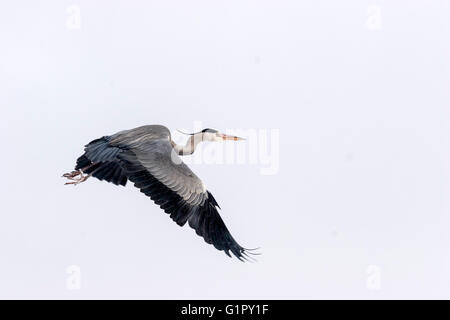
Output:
64,125,255,261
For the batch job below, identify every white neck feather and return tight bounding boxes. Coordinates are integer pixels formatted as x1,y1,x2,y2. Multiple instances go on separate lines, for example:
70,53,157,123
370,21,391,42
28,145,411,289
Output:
172,134,203,156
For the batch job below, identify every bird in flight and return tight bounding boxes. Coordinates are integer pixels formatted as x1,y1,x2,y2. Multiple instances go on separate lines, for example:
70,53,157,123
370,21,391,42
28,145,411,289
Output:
63,125,258,261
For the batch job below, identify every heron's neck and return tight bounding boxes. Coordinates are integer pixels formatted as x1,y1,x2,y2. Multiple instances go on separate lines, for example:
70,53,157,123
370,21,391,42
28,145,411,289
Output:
173,135,203,155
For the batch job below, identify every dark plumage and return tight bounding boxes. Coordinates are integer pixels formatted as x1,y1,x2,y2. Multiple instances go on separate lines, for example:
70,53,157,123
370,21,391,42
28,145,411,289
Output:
75,137,128,186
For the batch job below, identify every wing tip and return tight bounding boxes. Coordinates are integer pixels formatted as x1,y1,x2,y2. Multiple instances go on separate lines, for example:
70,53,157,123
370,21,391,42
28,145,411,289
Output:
231,246,261,262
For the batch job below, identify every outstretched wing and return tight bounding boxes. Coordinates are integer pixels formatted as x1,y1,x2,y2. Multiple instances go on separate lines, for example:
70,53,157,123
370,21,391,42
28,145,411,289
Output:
114,138,254,261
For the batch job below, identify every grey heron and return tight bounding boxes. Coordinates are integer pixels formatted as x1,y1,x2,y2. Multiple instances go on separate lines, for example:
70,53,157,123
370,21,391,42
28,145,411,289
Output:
63,125,257,261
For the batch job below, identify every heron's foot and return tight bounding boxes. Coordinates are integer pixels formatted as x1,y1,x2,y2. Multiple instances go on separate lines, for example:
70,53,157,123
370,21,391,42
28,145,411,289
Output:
63,170,92,185
62,170,82,180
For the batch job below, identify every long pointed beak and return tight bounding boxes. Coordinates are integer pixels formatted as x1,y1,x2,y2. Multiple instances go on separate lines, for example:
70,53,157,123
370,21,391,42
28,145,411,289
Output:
219,133,245,141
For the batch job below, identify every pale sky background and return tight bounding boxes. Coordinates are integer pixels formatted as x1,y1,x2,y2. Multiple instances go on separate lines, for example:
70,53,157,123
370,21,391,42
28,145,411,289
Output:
0,0,449,299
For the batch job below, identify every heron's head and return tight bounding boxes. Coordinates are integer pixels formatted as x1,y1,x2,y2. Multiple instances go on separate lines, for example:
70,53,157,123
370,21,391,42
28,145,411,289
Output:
200,128,245,142
178,128,245,142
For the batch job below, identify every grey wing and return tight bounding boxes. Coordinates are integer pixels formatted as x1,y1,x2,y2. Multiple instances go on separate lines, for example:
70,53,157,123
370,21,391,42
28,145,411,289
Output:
115,139,254,261
74,125,172,186
75,136,128,186
75,125,170,186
